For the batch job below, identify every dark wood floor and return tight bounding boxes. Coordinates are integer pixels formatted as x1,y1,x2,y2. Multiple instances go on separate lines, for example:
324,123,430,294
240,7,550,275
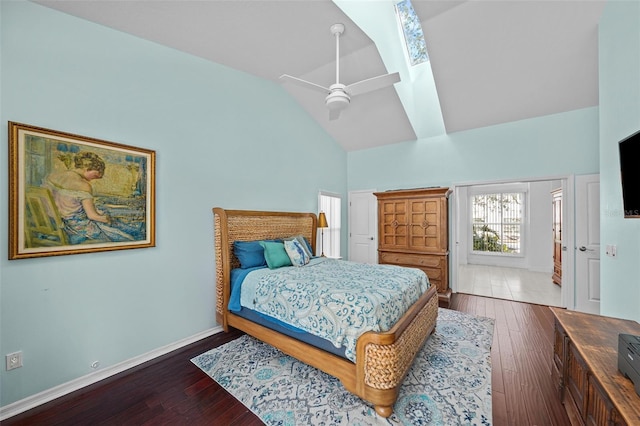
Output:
452,293,570,426
3,293,570,425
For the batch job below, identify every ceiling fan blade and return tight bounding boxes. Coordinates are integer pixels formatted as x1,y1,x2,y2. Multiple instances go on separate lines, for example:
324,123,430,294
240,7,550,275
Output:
279,74,330,94
328,108,341,121
346,72,401,96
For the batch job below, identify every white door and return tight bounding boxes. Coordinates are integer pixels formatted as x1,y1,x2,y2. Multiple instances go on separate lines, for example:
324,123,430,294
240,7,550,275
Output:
575,174,600,314
348,190,378,263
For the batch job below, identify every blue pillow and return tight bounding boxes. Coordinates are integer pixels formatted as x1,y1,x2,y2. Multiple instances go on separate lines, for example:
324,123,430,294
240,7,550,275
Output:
233,240,278,269
301,236,314,256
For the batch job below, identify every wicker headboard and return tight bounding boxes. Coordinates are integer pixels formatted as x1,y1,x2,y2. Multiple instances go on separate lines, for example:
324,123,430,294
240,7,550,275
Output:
212,208,317,329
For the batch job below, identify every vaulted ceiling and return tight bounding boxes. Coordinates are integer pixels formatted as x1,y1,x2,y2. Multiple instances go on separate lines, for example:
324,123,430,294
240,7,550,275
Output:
34,0,606,151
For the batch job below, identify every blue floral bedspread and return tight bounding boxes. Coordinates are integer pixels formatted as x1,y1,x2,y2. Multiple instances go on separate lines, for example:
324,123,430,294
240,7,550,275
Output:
239,257,430,362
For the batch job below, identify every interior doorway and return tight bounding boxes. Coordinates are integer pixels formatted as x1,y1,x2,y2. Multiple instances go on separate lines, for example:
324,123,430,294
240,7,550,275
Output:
451,178,568,307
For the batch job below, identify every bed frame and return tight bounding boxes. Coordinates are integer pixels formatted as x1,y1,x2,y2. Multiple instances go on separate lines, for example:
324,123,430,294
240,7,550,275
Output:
213,207,439,417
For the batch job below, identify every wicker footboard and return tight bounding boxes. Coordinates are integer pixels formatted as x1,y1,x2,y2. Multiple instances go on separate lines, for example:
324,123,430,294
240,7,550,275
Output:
364,286,438,389
355,284,439,417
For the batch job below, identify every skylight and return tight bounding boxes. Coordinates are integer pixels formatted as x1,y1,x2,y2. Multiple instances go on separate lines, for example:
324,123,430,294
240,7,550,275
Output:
395,0,428,66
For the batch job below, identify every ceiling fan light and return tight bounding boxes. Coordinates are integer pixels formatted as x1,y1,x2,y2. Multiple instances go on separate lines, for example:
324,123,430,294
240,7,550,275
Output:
325,90,350,110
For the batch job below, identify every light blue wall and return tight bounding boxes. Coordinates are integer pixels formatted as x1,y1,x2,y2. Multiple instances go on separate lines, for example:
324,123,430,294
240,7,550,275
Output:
348,106,599,190
0,1,346,406
598,0,640,322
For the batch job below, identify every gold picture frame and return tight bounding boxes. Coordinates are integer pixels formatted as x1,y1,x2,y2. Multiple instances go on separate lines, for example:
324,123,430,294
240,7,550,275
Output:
8,122,156,259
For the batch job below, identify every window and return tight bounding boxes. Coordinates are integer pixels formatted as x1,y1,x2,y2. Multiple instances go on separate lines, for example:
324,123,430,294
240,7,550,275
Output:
471,192,523,255
395,0,429,66
318,191,341,258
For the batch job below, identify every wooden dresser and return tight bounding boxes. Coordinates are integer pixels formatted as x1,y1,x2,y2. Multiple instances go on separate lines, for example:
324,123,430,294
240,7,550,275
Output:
374,187,451,307
551,307,640,426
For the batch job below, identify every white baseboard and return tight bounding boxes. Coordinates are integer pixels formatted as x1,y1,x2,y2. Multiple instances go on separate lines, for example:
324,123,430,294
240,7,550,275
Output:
0,326,223,421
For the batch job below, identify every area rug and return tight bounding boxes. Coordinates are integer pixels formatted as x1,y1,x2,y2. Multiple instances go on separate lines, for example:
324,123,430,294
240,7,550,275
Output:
191,308,494,425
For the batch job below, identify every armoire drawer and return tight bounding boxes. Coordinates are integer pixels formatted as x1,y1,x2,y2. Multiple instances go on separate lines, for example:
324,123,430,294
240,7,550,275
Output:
379,252,444,269
416,266,443,282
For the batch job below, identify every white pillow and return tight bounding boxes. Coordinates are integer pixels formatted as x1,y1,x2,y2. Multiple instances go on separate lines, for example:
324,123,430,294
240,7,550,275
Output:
284,235,313,258
284,239,310,267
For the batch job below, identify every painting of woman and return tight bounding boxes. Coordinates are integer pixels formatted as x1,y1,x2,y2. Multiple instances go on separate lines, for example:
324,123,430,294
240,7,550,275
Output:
9,121,155,259
44,151,138,244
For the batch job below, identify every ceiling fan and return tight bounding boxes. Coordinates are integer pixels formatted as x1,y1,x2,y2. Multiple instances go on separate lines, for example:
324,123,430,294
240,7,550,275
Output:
280,23,401,121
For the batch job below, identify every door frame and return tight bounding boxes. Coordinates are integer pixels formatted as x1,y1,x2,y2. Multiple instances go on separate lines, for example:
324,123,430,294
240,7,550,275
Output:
563,175,575,310
451,175,574,309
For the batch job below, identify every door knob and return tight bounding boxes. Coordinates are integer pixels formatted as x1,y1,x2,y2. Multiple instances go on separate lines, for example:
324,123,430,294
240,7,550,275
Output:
579,246,594,252
370,237,374,240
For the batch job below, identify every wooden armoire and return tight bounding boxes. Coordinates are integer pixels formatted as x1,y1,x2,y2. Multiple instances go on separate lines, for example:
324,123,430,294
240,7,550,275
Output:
374,187,451,307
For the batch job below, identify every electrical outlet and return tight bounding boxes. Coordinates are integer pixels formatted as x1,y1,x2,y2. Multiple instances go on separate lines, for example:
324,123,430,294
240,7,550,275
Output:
6,351,23,370
605,244,617,257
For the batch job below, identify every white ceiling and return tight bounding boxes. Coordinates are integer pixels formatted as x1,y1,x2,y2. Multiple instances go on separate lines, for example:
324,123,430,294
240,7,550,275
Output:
33,0,606,152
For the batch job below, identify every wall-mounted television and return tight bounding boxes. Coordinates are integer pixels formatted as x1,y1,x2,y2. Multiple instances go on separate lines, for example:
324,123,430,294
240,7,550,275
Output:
619,129,640,218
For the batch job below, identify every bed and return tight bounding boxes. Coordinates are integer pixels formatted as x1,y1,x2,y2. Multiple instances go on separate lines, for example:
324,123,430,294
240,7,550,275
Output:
213,208,439,418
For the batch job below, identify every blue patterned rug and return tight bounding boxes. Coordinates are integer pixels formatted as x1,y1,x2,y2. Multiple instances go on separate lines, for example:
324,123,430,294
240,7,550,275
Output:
191,308,494,425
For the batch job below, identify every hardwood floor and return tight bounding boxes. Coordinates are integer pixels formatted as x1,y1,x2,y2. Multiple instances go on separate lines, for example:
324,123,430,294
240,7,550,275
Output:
4,294,570,425
451,293,570,426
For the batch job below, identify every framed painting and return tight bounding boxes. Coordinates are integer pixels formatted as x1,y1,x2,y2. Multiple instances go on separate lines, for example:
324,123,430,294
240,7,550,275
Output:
8,122,156,259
